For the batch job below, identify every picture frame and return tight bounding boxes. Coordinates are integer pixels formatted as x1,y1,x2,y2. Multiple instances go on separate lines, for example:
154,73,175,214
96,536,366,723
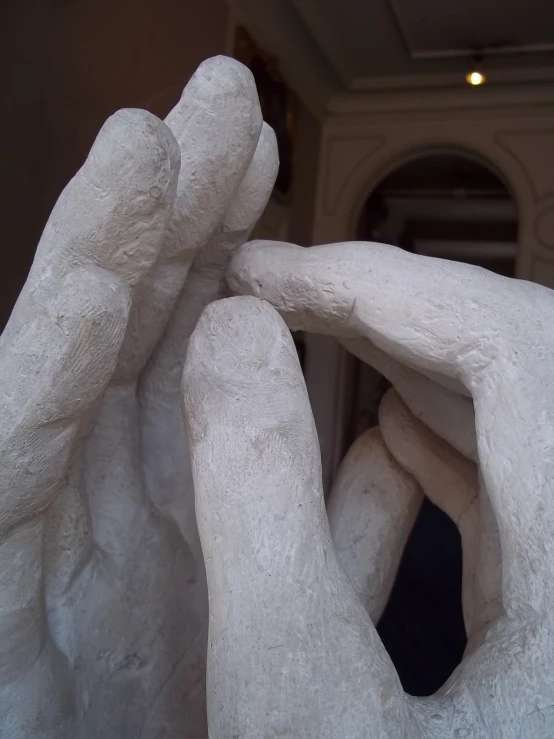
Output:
233,26,296,200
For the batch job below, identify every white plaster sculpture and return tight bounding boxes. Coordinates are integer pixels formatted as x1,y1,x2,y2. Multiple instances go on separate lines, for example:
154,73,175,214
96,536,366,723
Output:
0,56,278,738
1,52,553,739
219,241,554,738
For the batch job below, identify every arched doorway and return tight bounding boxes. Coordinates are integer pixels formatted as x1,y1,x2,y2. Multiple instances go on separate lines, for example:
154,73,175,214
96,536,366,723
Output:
348,152,517,696
350,150,517,441
357,150,517,273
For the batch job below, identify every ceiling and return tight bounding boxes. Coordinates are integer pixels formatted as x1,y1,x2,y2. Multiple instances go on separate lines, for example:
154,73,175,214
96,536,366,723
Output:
288,0,554,89
229,0,554,113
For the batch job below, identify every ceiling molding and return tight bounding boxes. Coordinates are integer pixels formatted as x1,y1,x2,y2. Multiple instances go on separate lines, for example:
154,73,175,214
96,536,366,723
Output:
350,66,554,91
386,0,554,62
410,43,554,61
328,82,554,115
225,0,554,120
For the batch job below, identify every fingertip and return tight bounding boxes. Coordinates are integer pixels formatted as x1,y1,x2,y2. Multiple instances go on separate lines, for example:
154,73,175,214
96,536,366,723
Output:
251,123,280,180
260,120,278,147
227,240,301,299
221,125,279,234
6,110,179,338
82,108,180,200
182,55,257,105
184,295,292,388
378,387,407,429
168,56,262,145
257,122,279,180
378,387,430,470
183,295,307,445
242,123,280,202
161,57,263,262
227,241,357,333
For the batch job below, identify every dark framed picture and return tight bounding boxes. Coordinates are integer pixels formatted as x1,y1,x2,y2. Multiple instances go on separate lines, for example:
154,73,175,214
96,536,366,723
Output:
234,26,296,199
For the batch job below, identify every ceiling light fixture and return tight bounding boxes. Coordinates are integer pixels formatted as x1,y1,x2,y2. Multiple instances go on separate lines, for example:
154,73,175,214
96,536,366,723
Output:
466,56,486,86
467,69,486,86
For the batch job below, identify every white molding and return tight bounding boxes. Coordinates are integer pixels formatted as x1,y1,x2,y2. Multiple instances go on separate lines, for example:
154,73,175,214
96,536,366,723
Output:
350,66,554,92
328,82,554,116
410,43,554,61
224,0,554,122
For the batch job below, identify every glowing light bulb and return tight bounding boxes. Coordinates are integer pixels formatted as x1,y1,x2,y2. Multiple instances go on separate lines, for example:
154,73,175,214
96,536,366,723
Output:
466,70,485,86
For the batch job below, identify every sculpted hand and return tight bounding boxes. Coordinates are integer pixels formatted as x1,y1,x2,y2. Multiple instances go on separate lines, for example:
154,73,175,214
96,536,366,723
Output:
0,58,277,739
181,239,554,738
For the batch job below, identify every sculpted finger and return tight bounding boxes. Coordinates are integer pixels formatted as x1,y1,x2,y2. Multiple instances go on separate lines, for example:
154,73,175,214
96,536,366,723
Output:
183,296,414,739
468,475,503,649
379,390,484,634
165,56,263,260
342,337,477,461
82,60,264,554
113,56,263,382
327,427,423,623
337,341,502,645
0,114,173,709
0,267,129,705
0,269,130,534
227,240,510,378
3,109,178,344
139,122,278,534
228,239,554,620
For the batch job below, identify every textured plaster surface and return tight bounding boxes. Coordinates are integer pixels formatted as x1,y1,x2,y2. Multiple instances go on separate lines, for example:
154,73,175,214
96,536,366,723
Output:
0,56,277,739
225,239,554,738
1,53,553,739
